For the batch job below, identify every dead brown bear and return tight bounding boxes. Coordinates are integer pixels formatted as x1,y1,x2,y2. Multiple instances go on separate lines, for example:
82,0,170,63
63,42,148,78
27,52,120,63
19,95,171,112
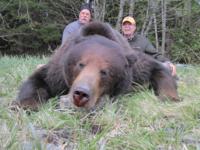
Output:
14,22,179,110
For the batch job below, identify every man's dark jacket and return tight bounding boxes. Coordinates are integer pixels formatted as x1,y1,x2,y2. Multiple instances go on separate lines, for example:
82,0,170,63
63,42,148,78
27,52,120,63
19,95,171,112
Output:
128,34,169,62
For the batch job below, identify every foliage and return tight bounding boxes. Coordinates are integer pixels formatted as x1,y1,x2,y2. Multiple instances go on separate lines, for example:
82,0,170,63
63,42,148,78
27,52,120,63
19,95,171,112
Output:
0,56,200,149
170,28,200,64
0,0,83,54
0,0,200,63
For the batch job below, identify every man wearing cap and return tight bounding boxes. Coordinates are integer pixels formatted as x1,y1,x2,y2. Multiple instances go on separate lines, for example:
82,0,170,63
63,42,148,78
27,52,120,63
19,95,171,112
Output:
121,16,177,77
61,4,92,45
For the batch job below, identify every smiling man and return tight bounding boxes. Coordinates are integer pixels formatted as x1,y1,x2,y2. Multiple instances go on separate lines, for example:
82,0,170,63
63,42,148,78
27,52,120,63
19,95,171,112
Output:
61,3,92,45
121,16,177,77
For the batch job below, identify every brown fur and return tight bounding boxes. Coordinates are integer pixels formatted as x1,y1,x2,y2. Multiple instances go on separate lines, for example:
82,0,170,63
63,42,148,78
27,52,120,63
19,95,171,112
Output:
14,22,179,110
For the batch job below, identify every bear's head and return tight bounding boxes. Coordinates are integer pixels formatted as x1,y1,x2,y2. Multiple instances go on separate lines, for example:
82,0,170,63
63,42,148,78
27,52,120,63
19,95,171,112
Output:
62,35,136,109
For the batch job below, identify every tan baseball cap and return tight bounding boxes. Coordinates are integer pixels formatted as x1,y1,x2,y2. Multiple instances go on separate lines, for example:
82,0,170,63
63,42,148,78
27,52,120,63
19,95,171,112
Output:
122,16,136,25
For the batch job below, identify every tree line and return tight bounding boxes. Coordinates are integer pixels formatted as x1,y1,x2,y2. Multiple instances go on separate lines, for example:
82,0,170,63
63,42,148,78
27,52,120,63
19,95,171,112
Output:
0,0,200,63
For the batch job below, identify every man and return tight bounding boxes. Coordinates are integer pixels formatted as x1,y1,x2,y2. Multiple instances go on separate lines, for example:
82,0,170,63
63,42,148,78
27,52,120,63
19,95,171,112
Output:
61,3,92,45
37,4,92,69
121,16,176,76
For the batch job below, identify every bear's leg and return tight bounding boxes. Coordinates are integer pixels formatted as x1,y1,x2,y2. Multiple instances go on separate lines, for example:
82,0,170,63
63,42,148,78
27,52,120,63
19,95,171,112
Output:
15,66,51,110
150,64,179,101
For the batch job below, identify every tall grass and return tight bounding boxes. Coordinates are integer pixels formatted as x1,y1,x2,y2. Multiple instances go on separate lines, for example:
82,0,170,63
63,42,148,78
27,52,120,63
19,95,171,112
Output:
0,56,200,150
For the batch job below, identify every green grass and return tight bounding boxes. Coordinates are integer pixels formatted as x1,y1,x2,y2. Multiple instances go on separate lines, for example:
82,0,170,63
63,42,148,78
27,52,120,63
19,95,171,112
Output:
0,56,200,150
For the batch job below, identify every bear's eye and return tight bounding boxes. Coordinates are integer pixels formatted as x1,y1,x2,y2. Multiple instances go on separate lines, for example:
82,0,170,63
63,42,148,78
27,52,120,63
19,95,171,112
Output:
78,63,85,69
100,69,108,77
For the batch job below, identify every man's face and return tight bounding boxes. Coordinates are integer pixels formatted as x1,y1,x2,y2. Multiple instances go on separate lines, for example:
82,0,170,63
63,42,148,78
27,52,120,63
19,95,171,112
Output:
122,21,136,36
79,9,91,24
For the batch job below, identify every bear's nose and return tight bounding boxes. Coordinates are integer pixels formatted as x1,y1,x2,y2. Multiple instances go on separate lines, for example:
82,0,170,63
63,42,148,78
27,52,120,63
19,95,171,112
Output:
73,87,90,107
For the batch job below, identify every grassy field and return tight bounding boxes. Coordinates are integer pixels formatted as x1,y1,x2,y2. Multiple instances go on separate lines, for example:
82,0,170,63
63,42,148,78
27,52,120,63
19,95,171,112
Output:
0,56,200,150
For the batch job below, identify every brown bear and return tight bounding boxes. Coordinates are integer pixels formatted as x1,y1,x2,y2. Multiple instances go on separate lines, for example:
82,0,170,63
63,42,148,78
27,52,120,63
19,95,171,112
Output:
14,22,179,110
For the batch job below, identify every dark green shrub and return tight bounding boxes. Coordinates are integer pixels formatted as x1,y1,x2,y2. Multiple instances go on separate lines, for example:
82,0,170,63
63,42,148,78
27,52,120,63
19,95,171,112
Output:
0,0,82,55
170,28,200,64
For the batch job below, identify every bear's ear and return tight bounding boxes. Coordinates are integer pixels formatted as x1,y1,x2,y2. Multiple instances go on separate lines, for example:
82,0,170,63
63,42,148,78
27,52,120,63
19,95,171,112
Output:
125,53,137,67
81,22,116,41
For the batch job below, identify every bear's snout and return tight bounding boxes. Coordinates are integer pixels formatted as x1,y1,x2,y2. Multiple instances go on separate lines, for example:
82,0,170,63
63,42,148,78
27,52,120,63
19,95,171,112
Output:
73,86,90,107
